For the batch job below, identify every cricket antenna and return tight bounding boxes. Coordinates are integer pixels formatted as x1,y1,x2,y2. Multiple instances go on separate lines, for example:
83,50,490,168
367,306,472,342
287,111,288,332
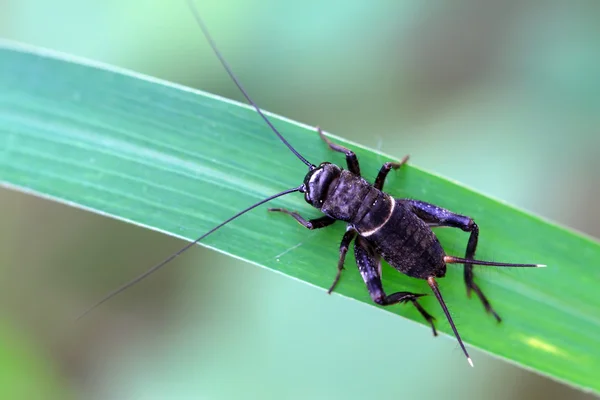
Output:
77,186,303,320
427,277,473,367
186,0,314,170
444,256,545,268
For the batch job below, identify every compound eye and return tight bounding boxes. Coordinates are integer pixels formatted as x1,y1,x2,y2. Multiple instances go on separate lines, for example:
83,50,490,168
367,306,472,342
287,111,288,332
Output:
304,191,312,204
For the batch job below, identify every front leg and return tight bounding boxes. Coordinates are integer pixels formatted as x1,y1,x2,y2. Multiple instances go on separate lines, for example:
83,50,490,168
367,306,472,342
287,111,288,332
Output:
268,208,336,229
354,236,437,336
317,126,361,175
403,199,500,322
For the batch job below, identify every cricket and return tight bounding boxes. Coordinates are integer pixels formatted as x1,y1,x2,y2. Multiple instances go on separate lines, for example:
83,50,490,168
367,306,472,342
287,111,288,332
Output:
79,0,544,366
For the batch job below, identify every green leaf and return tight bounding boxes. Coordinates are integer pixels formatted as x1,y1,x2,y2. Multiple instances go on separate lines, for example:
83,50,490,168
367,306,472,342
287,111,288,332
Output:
1,42,599,394
0,323,72,399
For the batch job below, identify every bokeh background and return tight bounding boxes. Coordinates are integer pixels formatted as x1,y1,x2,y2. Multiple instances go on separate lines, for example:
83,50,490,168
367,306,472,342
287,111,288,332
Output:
1,1,599,399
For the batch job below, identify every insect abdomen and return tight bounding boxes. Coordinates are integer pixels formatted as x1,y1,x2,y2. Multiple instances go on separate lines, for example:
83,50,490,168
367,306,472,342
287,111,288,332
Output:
364,200,446,279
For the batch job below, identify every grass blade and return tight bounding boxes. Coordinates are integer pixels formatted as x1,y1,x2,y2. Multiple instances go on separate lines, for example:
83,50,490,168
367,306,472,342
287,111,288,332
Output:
1,42,599,393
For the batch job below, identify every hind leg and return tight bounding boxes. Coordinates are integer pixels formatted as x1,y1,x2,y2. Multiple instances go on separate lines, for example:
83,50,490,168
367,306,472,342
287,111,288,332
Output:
403,199,501,322
354,236,437,335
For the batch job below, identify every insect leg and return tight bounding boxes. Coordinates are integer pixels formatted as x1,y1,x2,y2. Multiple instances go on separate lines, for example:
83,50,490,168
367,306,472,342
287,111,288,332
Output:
403,199,501,322
317,126,360,175
354,236,437,335
268,208,336,229
373,156,410,190
327,227,357,294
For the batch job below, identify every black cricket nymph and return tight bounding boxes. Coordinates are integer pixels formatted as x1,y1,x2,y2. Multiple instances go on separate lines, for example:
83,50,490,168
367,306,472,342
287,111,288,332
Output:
81,0,545,367
267,128,542,367
302,159,447,281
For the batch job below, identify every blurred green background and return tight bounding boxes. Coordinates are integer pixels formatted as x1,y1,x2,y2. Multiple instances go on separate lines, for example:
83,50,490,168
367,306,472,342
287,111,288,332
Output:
1,1,599,399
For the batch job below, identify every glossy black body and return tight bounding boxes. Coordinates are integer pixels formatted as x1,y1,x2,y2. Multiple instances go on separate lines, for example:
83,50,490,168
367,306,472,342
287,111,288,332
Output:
307,164,446,280
270,129,500,347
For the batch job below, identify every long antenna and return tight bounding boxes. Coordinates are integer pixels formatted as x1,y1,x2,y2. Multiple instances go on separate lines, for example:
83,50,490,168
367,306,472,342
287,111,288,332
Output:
427,277,473,367
444,256,545,268
186,0,314,169
78,186,302,320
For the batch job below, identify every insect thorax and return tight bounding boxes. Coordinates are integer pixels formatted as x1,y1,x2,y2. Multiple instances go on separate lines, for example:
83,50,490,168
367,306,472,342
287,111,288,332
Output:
316,170,392,227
